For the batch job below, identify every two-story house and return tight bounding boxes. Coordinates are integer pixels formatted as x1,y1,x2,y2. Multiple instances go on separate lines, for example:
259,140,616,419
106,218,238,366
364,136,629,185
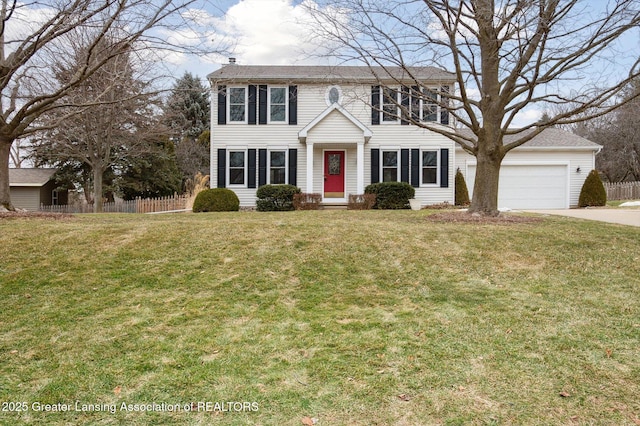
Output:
208,63,457,208
208,62,601,209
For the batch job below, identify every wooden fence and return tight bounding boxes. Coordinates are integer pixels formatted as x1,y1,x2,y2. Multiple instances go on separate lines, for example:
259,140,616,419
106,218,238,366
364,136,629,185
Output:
604,182,640,201
40,194,190,214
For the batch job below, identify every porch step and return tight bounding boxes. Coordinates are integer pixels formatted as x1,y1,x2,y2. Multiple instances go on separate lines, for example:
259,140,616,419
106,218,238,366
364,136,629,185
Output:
321,203,348,210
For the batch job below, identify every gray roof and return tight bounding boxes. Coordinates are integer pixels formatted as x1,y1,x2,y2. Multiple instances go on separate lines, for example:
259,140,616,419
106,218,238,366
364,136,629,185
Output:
207,65,456,84
456,127,601,150
9,168,57,186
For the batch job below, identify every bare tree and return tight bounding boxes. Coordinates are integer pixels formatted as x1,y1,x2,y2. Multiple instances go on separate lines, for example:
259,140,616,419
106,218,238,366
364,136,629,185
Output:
9,138,28,167
307,0,640,215
0,0,220,210
31,38,166,212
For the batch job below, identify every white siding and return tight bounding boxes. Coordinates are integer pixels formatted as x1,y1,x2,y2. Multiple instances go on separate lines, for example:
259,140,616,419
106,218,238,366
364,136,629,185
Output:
306,110,364,145
456,148,596,208
210,83,455,206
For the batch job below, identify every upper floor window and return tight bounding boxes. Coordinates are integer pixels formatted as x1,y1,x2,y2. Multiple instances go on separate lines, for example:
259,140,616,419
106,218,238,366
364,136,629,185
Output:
382,88,399,122
269,87,287,122
373,85,449,125
228,87,246,123
423,89,438,122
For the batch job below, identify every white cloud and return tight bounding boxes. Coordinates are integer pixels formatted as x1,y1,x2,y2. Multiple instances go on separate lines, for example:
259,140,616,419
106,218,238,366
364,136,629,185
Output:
509,108,542,128
210,0,342,66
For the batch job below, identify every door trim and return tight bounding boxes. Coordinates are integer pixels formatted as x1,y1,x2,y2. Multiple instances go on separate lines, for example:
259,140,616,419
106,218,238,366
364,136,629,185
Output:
323,149,347,202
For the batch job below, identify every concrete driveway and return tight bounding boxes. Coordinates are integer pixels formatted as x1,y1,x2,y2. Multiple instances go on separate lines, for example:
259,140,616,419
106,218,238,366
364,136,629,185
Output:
528,209,640,227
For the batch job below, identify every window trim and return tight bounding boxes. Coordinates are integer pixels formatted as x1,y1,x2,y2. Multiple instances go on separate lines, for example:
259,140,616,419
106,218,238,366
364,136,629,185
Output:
325,85,343,106
381,87,400,124
227,86,248,124
227,149,247,187
380,149,400,182
267,149,288,185
422,88,439,123
421,149,440,186
267,86,288,124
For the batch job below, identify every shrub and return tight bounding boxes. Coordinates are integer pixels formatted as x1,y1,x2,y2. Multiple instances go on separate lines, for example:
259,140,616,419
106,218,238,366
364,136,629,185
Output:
578,169,607,207
364,182,415,209
192,188,239,212
256,184,301,211
454,168,470,206
293,193,322,210
348,193,376,210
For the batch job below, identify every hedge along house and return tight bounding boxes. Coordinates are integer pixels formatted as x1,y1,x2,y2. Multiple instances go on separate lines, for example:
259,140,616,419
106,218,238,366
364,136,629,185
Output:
208,64,457,208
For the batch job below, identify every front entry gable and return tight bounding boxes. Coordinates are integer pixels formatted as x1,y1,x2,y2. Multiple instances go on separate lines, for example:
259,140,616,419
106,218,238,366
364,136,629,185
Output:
298,103,372,144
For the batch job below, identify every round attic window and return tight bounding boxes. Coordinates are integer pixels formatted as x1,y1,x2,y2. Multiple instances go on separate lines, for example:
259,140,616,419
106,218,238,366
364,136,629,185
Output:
326,85,342,105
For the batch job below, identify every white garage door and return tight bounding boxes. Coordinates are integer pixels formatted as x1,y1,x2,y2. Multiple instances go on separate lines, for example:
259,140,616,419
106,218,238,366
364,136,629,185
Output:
467,164,568,209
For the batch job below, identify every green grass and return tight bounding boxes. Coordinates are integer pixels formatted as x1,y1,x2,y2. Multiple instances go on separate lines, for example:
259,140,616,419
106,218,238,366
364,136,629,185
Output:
1,210,639,425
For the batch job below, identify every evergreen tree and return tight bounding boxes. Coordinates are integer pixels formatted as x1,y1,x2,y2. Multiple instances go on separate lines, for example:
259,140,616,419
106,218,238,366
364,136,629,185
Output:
165,72,210,141
164,73,211,182
119,139,183,200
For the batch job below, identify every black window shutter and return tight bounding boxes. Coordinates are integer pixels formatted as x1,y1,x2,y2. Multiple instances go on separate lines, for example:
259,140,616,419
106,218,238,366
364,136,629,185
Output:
371,148,380,183
248,85,257,125
248,149,257,188
401,149,410,182
258,149,267,187
371,86,380,125
217,86,226,125
258,85,267,125
288,86,298,125
217,149,226,188
401,86,410,125
440,85,450,125
410,149,420,188
440,148,449,188
288,149,298,186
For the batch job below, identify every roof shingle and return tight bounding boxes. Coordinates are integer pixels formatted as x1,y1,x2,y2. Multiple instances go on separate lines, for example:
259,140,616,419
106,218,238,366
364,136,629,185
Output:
207,65,456,84
9,168,58,186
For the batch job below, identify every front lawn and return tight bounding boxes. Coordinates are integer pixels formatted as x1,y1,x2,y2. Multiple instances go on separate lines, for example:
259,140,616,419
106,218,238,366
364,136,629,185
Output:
1,211,638,425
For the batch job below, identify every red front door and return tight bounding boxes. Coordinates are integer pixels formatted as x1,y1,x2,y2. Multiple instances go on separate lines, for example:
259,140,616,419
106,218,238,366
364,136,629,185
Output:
324,151,345,198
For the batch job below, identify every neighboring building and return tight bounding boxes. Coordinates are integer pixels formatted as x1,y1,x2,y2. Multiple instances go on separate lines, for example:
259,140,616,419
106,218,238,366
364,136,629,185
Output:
9,168,67,211
208,63,600,209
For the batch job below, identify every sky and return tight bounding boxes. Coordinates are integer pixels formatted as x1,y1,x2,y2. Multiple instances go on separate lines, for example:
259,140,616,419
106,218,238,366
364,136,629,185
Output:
8,0,639,131
169,0,639,129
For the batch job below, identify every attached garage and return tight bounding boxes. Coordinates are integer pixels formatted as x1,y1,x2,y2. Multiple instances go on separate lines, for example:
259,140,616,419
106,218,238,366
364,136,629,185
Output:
455,128,601,209
466,163,569,209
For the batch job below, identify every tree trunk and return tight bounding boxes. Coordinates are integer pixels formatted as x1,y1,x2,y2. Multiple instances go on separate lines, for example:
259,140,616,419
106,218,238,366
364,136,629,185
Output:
0,139,14,210
468,130,505,217
93,166,104,213
468,153,502,216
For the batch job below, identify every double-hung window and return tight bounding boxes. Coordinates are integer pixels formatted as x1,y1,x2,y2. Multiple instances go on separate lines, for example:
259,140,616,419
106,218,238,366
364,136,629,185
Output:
382,88,399,122
382,150,399,182
269,151,287,184
269,87,287,122
423,89,438,122
228,87,246,123
229,151,246,185
422,150,438,185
